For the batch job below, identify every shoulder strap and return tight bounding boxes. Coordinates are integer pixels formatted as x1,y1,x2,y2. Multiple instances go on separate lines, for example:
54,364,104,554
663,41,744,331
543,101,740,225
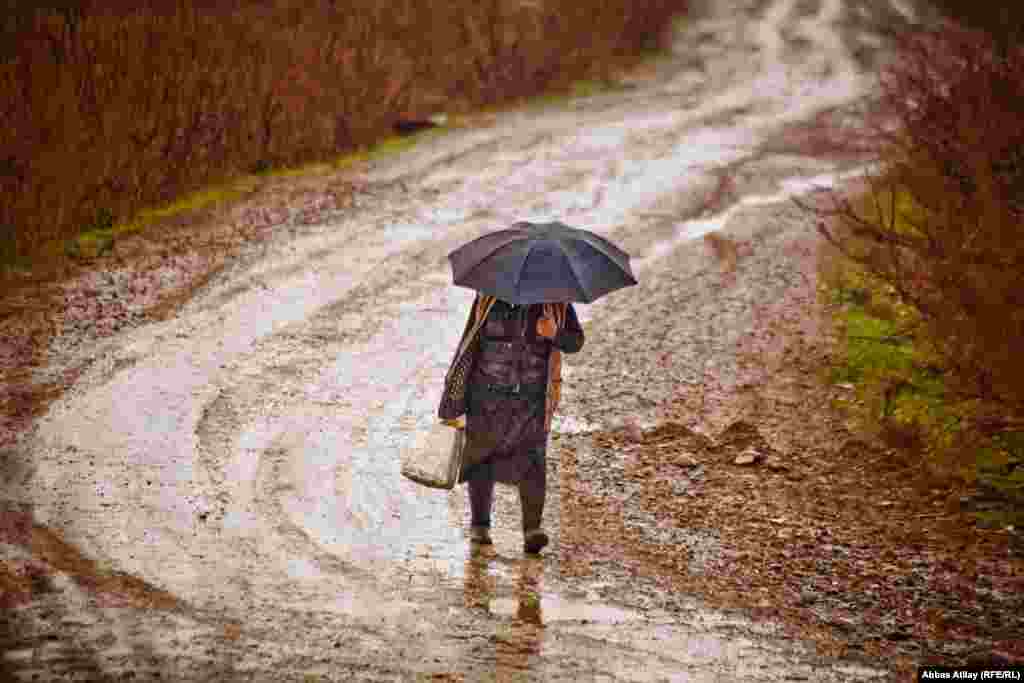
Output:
446,295,496,382
462,295,495,353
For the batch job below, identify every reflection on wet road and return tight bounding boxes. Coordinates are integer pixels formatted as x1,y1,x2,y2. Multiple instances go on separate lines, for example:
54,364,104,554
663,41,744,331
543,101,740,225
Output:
5,0,928,679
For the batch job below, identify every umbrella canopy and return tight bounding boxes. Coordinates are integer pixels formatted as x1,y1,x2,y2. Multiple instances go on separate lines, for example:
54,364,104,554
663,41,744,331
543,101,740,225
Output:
448,221,637,304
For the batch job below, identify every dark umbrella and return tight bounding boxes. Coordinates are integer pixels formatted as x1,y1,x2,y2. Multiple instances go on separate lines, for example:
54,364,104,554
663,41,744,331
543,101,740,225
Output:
448,221,637,304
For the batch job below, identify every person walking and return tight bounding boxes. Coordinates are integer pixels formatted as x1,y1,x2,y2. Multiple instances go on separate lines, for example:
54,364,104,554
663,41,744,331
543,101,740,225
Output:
449,294,583,554
437,221,635,554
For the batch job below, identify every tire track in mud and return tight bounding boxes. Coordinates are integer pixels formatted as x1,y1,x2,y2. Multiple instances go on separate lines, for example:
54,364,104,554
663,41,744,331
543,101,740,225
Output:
251,445,378,584
194,389,235,523
188,249,462,597
186,197,524,607
194,388,376,586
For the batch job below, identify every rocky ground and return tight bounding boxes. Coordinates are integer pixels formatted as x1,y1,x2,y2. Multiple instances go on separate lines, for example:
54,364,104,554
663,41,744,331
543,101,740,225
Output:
552,201,1024,680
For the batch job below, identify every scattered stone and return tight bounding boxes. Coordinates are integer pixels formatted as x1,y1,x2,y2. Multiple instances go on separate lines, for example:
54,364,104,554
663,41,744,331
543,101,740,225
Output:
719,420,762,446
733,447,762,466
673,452,699,468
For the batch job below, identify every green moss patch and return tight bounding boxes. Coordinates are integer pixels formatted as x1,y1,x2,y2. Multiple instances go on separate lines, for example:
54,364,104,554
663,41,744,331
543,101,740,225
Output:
823,250,1023,524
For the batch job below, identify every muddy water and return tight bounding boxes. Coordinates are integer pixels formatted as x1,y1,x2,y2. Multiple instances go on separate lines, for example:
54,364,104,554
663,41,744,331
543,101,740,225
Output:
6,0,929,680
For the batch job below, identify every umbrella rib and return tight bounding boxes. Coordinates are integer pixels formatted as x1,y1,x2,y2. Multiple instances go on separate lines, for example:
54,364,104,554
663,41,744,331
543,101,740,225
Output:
515,242,540,302
561,244,591,303
464,245,514,289
451,232,519,282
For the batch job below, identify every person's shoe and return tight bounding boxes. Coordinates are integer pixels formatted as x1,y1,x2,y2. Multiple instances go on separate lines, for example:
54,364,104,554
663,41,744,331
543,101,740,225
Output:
469,525,493,545
523,529,549,555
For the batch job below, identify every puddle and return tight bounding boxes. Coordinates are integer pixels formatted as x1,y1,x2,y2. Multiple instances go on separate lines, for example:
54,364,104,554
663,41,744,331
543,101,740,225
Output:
489,593,642,625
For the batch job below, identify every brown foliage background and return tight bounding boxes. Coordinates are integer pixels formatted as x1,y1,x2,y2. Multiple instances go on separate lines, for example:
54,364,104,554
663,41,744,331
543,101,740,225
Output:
0,0,685,263
817,23,1024,424
926,0,1024,52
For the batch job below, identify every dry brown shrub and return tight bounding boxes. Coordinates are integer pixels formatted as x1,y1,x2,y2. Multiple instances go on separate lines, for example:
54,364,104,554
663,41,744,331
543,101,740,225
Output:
926,0,1024,52
811,23,1024,416
0,0,687,268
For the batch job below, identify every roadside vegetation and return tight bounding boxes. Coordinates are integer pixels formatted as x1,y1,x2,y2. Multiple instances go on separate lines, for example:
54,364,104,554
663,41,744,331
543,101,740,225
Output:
0,0,685,274
811,9,1024,526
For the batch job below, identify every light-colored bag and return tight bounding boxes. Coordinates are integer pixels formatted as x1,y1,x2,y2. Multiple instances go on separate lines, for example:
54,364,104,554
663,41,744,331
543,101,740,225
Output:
400,420,466,490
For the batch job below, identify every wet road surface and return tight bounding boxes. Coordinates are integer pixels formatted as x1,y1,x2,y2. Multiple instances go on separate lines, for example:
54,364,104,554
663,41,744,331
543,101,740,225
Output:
4,0,930,680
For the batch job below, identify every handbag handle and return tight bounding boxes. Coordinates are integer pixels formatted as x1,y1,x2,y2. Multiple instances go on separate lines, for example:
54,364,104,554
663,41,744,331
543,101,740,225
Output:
445,295,496,385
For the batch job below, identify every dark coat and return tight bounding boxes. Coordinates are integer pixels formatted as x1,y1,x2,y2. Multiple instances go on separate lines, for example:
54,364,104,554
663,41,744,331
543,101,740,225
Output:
472,300,583,387
439,295,583,429
460,299,583,482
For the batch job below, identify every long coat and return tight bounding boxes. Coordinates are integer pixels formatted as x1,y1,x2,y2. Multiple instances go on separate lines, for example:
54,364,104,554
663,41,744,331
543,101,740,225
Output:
439,294,583,473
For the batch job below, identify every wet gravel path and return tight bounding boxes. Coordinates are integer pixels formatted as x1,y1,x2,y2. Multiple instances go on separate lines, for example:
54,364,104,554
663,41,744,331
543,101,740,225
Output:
0,0,973,681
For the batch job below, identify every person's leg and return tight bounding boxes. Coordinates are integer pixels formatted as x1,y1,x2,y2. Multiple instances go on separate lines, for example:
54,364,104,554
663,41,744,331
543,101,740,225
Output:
467,463,495,544
519,442,548,554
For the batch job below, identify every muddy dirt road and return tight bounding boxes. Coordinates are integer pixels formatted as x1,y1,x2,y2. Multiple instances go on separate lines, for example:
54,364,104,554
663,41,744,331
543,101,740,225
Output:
4,0,937,680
